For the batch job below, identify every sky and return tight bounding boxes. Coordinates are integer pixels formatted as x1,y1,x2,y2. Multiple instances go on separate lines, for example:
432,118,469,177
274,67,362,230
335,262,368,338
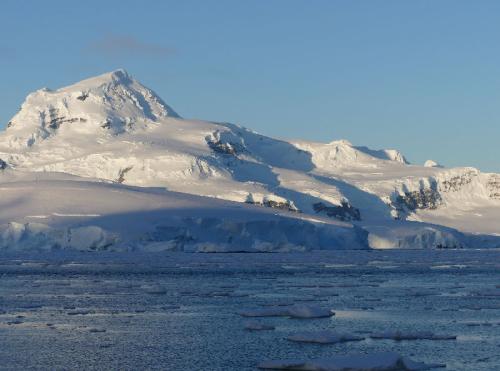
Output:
1,0,500,171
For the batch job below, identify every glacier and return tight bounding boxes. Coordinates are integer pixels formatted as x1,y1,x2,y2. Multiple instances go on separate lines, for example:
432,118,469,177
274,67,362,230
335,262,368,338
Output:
0,69,499,251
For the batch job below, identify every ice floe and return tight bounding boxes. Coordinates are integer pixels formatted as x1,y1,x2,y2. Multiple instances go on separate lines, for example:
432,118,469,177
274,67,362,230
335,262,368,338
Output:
238,305,334,319
257,351,445,370
370,331,456,341
286,331,364,344
287,305,335,319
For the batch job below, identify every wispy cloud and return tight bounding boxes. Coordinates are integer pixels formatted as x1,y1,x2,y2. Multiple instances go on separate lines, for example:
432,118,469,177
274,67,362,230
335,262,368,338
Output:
86,35,175,58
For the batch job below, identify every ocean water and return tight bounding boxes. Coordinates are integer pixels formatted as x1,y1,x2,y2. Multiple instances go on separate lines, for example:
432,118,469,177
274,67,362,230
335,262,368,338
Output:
0,249,499,370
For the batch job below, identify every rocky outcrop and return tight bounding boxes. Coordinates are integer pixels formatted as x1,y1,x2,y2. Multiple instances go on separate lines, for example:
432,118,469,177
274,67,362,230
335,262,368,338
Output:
393,188,442,214
117,166,133,183
313,200,361,221
206,130,244,156
246,194,299,212
43,108,87,130
76,92,89,101
262,199,298,212
440,171,476,192
207,138,238,155
487,174,500,199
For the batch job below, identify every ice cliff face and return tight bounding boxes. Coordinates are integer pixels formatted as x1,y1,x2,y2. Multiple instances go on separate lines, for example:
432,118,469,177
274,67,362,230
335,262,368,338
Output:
0,172,368,252
0,69,499,250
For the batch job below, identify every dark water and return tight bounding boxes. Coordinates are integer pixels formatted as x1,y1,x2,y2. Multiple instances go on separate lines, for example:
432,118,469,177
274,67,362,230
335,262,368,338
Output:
0,250,499,370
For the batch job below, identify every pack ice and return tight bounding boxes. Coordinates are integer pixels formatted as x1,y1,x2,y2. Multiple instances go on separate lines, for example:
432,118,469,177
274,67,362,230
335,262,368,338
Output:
0,69,499,251
257,351,444,370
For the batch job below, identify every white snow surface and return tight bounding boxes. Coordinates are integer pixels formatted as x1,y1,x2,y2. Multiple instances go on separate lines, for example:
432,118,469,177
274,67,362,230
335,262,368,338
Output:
0,171,367,252
0,69,499,250
424,160,442,168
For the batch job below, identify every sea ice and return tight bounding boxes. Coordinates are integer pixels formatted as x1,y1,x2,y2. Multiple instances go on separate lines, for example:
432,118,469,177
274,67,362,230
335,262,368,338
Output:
370,331,456,341
287,331,364,344
257,351,445,370
287,305,335,319
238,305,334,319
237,307,291,318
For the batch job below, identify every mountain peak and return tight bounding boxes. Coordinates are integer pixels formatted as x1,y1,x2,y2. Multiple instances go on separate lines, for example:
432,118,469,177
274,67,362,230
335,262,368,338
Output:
2,70,180,147
60,69,133,92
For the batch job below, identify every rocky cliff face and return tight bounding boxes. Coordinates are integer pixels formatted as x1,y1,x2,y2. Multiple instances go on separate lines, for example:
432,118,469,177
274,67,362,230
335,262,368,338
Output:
487,174,500,199
390,168,492,218
313,201,361,221
393,188,442,213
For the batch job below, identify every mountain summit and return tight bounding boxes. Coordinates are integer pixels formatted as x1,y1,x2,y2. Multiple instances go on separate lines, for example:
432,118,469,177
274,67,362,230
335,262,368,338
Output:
0,70,499,250
4,69,179,148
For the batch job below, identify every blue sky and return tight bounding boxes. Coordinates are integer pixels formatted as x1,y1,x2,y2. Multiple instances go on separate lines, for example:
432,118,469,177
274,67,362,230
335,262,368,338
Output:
1,0,500,171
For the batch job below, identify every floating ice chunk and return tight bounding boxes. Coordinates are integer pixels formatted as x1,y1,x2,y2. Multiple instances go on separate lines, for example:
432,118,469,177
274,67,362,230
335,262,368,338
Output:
88,327,106,333
245,322,275,331
238,307,291,317
370,331,456,341
287,305,335,319
238,305,334,319
66,309,92,316
287,331,364,344
257,351,444,370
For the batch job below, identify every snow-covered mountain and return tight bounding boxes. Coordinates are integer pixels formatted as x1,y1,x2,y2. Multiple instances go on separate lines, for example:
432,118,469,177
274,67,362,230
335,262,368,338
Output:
0,69,499,251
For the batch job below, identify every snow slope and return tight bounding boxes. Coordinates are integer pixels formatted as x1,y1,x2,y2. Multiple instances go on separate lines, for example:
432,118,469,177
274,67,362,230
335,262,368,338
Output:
0,69,499,250
0,171,367,252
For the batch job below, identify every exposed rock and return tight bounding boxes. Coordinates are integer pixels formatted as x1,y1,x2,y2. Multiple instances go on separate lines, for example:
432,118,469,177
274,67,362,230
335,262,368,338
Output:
76,92,89,101
42,108,87,130
101,120,112,129
394,188,441,212
205,130,246,156
487,174,500,199
440,171,475,192
245,194,299,213
207,139,237,155
117,166,133,183
313,200,361,221
263,199,298,212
